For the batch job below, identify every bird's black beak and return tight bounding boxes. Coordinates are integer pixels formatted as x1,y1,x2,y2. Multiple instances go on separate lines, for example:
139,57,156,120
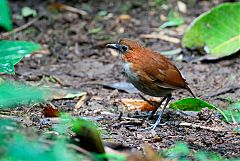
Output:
106,43,123,53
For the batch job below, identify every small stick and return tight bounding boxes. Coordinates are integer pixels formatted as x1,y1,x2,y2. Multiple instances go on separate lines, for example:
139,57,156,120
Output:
204,86,240,99
140,34,180,44
1,16,42,38
63,5,87,16
75,95,87,109
112,120,143,127
0,114,18,120
178,122,228,132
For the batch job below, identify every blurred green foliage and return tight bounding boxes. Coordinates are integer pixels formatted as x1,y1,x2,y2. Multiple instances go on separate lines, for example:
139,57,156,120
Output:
162,142,240,161
0,0,12,31
0,80,50,108
160,11,184,28
0,40,41,74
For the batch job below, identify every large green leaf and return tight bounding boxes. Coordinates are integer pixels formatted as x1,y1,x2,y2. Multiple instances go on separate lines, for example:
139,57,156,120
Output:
169,98,215,111
0,81,50,108
169,98,229,121
1,133,84,161
0,0,13,31
182,3,240,58
0,40,41,74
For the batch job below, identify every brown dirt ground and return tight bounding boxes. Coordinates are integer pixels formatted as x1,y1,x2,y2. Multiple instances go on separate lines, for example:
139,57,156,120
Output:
1,0,240,158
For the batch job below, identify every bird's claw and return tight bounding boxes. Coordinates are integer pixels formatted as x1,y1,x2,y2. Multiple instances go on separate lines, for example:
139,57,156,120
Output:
138,122,163,131
138,111,164,131
146,113,154,120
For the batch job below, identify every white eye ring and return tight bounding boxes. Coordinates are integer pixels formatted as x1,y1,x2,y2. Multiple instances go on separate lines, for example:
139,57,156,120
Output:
121,45,128,52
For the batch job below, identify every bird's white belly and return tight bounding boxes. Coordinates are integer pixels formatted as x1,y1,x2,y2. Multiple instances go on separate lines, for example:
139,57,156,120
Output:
123,62,139,82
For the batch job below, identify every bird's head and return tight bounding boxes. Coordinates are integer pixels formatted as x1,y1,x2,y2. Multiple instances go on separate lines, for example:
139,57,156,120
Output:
106,39,142,55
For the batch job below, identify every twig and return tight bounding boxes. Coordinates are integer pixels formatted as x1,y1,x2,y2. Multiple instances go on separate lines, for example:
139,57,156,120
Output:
115,116,144,121
112,120,143,127
140,34,180,44
204,86,240,99
1,16,42,38
178,122,228,132
75,95,87,109
50,75,65,86
63,4,87,16
0,114,18,120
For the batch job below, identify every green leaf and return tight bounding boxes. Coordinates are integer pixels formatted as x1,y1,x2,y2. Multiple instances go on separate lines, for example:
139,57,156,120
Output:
88,27,102,34
234,127,240,133
0,62,14,74
2,133,84,161
72,119,105,155
160,11,184,29
98,10,107,17
221,102,240,123
194,151,223,161
0,0,13,31
169,98,215,111
52,113,72,134
97,153,126,161
163,142,190,160
169,98,230,121
21,7,37,17
0,40,41,74
182,3,240,58
0,81,50,108
51,88,86,100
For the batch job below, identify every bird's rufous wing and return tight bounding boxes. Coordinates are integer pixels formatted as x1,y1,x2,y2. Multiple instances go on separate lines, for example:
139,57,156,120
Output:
146,52,187,89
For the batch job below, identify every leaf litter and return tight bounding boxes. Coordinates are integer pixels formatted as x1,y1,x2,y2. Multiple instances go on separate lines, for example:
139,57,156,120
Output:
1,0,240,159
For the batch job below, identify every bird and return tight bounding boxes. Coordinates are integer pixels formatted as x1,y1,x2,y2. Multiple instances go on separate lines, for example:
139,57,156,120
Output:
106,39,195,129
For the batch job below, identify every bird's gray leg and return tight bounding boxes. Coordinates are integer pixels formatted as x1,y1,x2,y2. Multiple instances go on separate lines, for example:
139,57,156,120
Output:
138,94,167,119
140,94,172,130
147,96,167,119
138,94,155,106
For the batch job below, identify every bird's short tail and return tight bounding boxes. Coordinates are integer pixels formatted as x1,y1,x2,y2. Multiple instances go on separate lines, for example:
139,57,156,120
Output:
186,85,196,98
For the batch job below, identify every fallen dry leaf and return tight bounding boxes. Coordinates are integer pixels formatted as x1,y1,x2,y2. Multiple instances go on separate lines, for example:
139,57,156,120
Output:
118,14,132,21
121,98,158,111
75,94,86,109
51,88,86,100
177,1,187,13
126,144,165,161
42,103,60,117
48,2,65,11
48,2,87,15
143,144,165,161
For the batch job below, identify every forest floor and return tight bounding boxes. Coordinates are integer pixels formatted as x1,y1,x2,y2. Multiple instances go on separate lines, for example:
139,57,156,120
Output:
2,0,240,158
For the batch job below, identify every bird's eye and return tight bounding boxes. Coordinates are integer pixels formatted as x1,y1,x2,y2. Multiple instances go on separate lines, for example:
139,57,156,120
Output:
121,45,128,52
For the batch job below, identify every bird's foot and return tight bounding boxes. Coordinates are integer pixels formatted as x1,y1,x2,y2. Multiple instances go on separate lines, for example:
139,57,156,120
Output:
146,111,155,120
138,111,164,131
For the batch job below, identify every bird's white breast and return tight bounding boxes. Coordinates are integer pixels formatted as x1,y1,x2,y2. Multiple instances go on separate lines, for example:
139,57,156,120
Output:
122,62,139,82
